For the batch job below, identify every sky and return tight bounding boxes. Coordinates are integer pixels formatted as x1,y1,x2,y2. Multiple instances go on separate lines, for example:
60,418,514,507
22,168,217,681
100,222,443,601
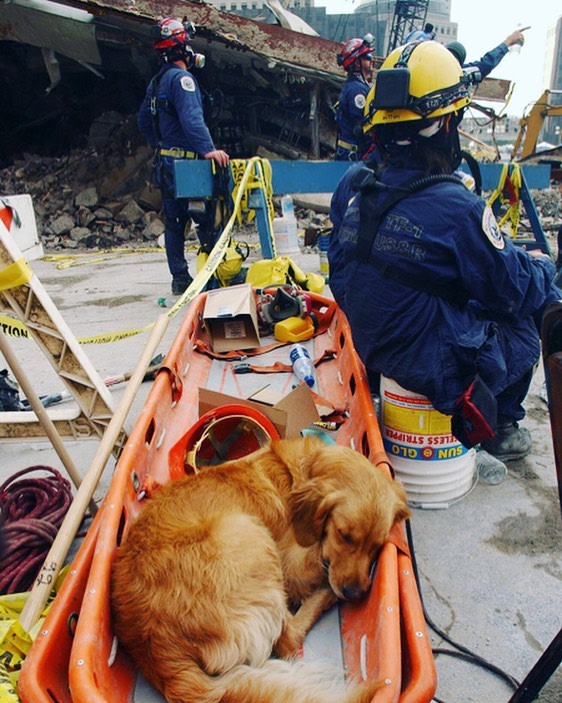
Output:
315,0,562,118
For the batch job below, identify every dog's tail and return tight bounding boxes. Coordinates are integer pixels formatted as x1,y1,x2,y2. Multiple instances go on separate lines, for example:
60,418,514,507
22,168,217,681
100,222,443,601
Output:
162,658,382,703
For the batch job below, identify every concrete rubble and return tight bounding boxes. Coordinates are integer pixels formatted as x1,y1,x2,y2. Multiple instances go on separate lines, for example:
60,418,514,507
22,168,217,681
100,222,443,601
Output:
1,138,561,257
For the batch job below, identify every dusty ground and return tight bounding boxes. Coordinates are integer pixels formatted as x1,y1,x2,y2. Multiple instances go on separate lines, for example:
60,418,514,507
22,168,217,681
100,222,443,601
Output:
1,192,561,701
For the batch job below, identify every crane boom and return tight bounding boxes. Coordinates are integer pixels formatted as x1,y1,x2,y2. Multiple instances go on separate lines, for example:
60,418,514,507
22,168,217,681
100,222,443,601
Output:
512,90,562,160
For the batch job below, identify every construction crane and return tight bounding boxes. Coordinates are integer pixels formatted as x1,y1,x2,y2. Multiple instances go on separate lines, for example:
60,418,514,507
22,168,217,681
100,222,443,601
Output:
511,90,562,160
386,0,430,54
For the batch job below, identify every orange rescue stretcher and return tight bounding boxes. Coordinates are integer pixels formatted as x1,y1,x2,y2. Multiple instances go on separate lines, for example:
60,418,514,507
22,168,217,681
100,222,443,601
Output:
18,290,437,703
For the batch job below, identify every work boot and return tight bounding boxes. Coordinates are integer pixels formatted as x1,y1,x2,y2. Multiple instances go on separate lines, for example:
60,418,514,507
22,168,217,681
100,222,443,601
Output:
481,422,532,462
171,275,193,296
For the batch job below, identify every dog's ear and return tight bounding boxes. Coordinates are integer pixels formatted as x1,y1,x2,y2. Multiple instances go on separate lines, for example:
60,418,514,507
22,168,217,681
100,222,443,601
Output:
290,479,337,547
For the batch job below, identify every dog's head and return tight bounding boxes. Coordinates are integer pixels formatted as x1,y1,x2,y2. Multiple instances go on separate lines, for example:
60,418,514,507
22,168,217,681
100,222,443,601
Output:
279,438,410,602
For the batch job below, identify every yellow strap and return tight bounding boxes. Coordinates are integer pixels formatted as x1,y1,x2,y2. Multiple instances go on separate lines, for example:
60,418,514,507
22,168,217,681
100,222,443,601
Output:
490,163,521,238
229,158,275,230
0,258,32,291
159,148,197,159
486,162,508,211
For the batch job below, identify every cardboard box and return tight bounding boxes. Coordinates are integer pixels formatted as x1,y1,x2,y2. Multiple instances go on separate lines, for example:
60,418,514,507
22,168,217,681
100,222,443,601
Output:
203,283,260,353
199,383,320,439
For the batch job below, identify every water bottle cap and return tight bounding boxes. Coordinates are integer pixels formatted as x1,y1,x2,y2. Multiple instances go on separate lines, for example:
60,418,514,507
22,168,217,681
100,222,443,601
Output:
304,375,315,387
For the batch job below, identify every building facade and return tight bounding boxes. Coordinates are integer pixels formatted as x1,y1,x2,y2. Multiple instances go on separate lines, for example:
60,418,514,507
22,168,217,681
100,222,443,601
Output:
542,15,562,146
213,0,458,54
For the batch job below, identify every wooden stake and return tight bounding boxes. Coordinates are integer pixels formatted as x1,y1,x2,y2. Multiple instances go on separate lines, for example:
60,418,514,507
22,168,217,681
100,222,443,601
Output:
18,314,170,632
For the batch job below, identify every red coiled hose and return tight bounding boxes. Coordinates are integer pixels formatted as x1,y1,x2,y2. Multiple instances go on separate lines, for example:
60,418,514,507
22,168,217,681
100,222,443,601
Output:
0,466,73,594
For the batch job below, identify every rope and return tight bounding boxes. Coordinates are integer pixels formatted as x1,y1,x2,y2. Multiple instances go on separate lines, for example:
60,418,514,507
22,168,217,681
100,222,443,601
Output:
0,466,73,595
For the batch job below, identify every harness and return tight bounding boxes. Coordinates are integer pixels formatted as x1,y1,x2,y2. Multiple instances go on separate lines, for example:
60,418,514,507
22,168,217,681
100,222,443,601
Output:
148,69,182,137
148,68,197,159
349,167,470,306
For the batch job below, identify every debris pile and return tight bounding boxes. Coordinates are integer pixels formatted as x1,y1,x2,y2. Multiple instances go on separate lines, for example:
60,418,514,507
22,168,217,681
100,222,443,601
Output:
0,137,335,252
0,140,560,253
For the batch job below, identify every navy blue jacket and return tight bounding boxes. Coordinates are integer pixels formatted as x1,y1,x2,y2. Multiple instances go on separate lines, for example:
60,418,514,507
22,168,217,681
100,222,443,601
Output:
466,43,509,79
336,72,372,158
137,63,215,155
329,163,561,414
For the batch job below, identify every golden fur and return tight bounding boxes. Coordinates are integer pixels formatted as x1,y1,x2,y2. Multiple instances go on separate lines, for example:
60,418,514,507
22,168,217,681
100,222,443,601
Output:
111,435,410,703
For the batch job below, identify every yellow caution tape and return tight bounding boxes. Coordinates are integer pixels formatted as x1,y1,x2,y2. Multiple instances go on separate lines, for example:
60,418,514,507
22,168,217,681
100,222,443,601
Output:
0,569,68,698
42,246,169,270
2,621,33,670
0,258,32,292
0,661,18,703
161,157,277,317
0,315,30,340
0,158,280,344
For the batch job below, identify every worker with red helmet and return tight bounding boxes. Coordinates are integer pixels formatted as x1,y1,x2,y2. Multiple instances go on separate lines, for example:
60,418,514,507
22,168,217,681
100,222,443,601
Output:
138,18,229,296
335,34,376,161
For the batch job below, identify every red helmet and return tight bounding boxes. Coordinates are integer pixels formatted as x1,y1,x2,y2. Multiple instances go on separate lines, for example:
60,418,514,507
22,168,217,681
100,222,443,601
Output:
337,34,375,71
151,18,194,51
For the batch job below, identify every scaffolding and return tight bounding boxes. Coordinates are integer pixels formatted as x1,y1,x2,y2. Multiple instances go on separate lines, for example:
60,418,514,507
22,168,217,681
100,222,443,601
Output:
386,0,430,53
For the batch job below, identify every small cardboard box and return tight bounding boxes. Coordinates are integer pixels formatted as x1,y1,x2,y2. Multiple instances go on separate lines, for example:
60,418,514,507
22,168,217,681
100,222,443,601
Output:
199,383,320,439
203,283,260,353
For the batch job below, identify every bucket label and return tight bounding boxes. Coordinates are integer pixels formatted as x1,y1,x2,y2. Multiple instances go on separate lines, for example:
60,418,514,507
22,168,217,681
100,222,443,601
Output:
383,397,451,434
383,435,469,461
382,392,469,461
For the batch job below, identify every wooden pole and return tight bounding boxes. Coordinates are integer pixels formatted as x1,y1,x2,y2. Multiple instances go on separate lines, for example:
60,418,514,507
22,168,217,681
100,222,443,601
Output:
18,314,170,632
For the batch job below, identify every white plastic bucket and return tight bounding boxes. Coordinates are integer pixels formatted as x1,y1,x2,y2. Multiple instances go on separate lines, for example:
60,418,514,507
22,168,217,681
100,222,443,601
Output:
380,376,475,505
273,216,300,256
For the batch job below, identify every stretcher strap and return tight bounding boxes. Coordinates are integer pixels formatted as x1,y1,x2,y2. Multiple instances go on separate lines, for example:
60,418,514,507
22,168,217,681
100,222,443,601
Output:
386,522,411,557
193,337,287,360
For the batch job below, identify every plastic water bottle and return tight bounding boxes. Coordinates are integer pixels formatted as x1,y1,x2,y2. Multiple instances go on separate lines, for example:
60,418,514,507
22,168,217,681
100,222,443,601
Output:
509,23,524,54
280,194,295,218
289,344,315,387
280,195,300,253
475,448,508,485
318,231,330,282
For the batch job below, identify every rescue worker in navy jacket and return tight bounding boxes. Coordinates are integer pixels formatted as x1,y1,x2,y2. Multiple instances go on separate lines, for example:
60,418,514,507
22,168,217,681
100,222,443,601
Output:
447,26,528,80
335,35,376,161
329,41,561,462
138,18,229,295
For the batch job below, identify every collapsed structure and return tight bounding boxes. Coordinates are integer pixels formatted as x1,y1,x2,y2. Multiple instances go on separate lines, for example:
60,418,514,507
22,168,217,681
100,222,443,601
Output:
0,0,510,164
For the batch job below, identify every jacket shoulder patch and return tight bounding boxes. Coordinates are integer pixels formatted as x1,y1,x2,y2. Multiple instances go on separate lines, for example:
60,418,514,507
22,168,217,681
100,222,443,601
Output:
180,75,196,92
354,94,366,110
481,206,505,249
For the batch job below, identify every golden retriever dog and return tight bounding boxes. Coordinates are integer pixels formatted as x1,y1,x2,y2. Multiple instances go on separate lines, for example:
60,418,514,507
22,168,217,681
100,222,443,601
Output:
111,435,410,703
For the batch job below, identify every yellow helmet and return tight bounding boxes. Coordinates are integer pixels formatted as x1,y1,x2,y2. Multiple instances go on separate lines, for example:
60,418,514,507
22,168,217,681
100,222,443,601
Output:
363,40,471,131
